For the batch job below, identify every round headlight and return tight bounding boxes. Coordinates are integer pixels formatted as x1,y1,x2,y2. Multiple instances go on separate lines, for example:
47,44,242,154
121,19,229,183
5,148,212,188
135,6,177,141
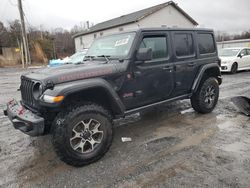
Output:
33,82,43,99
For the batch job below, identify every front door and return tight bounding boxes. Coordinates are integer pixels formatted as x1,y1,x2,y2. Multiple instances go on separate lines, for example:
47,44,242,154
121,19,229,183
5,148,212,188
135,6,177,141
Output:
239,49,250,69
120,32,174,110
246,49,250,68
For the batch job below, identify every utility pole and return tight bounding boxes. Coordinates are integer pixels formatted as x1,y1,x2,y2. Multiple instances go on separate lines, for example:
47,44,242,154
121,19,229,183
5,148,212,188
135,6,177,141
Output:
17,0,30,67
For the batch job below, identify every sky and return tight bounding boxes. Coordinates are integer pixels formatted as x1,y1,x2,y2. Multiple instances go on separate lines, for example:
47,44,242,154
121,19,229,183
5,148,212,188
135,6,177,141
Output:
0,0,250,33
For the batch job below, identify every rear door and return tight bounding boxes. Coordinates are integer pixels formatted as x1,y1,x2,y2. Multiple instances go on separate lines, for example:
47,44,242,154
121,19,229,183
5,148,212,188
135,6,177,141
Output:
171,31,198,95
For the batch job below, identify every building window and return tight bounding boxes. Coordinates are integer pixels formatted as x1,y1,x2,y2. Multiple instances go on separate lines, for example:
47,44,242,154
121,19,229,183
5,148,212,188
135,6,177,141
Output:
94,33,97,38
119,27,124,31
161,25,167,28
100,32,103,36
80,37,83,45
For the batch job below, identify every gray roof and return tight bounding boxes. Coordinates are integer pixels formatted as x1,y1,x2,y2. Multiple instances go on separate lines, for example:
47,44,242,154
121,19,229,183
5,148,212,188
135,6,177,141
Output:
73,1,198,38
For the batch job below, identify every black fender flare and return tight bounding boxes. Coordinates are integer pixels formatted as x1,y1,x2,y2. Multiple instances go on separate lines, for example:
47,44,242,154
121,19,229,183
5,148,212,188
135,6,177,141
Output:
191,63,222,93
41,78,125,116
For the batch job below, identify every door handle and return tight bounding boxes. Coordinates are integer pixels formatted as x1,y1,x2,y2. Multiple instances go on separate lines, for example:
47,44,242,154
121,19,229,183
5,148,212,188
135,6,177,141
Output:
135,90,143,96
163,66,173,71
134,71,141,78
188,62,196,67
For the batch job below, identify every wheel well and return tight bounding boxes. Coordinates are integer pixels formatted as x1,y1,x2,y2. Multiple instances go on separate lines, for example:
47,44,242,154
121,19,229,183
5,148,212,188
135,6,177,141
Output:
193,66,221,92
203,66,221,83
62,87,121,117
232,62,238,67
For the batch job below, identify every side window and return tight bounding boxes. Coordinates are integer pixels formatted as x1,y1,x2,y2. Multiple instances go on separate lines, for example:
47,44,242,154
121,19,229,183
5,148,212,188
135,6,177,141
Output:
240,49,247,56
139,36,168,60
198,33,215,54
174,33,194,57
246,49,250,55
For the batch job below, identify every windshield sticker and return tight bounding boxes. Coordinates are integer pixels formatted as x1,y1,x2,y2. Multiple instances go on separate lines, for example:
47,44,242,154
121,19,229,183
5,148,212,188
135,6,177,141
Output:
115,37,130,47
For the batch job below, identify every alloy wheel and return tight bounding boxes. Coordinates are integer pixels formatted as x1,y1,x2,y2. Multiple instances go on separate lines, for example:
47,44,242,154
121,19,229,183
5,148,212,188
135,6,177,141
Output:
70,118,103,154
204,86,215,107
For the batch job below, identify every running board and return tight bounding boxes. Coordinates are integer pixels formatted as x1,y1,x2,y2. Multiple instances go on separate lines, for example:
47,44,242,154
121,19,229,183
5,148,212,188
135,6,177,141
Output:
124,94,191,116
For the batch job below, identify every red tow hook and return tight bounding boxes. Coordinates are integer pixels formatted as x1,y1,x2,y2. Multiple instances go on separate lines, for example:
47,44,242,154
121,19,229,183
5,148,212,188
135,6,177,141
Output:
18,106,25,116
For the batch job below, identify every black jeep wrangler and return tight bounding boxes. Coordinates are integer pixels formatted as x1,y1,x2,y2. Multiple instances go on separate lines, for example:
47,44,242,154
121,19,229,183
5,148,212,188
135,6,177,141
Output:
4,28,222,166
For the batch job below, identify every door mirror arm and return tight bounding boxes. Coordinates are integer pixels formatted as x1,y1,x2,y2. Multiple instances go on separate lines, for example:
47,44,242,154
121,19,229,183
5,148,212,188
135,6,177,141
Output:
135,48,152,64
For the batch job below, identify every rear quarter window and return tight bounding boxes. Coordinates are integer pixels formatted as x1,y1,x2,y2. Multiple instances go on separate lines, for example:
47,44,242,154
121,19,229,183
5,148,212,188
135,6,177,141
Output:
198,33,216,54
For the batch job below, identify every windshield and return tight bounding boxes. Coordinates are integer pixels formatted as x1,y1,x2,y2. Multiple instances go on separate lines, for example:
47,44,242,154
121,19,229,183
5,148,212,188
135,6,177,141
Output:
68,50,87,64
219,48,240,57
86,32,136,58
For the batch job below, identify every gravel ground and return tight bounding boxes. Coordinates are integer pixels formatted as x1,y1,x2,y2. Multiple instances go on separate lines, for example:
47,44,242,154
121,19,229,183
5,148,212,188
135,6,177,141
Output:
1,68,250,188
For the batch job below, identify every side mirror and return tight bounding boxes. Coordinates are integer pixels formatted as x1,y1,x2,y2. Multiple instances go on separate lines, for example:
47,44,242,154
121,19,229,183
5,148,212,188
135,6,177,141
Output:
238,53,243,58
136,48,152,62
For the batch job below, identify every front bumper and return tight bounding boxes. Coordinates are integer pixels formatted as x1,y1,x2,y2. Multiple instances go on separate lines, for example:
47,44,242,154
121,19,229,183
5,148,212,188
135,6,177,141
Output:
3,99,44,136
220,64,231,72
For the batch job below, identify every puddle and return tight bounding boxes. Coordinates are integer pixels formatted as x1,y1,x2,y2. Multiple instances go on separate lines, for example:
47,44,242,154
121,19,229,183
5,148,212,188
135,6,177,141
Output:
216,114,249,131
222,142,248,154
145,136,179,152
217,121,236,132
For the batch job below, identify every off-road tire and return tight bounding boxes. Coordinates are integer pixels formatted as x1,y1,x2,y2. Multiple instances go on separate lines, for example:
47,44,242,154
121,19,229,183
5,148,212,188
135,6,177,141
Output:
231,63,238,74
52,103,113,167
191,77,219,114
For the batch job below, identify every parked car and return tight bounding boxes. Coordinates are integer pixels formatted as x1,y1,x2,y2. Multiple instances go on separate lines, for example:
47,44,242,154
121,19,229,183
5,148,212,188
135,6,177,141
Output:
219,47,250,74
4,28,222,166
48,49,88,67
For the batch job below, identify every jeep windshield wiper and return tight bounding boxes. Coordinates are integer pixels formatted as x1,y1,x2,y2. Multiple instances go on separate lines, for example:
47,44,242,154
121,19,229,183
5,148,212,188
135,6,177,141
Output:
97,55,111,62
83,55,95,61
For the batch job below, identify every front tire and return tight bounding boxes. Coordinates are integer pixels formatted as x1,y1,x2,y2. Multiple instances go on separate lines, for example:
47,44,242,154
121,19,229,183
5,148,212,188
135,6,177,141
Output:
52,103,113,167
191,77,219,114
231,63,238,74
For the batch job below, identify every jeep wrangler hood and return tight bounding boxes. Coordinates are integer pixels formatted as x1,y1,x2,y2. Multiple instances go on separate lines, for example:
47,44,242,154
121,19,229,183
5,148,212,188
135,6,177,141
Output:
23,61,124,84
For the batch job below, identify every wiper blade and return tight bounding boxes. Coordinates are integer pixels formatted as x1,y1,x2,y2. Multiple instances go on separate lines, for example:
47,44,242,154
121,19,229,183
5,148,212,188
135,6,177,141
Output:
83,55,95,61
97,55,111,62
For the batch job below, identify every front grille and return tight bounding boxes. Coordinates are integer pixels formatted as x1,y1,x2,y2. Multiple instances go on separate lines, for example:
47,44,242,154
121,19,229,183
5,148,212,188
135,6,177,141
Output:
20,77,36,108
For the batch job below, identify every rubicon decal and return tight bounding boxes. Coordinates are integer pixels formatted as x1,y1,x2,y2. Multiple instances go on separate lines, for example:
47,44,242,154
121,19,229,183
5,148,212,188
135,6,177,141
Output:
58,68,113,82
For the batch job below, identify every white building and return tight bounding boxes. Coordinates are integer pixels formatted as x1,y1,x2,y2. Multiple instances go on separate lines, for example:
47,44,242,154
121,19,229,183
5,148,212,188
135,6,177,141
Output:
73,1,198,52
217,39,250,49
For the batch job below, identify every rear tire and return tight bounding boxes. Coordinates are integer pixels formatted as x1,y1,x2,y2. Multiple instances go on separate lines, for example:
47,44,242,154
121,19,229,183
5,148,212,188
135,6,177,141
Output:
191,77,219,114
52,103,113,167
231,63,238,74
